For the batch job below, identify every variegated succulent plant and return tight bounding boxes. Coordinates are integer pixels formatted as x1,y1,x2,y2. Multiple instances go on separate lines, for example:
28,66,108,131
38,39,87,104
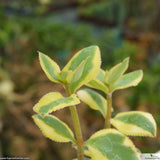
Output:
32,46,157,160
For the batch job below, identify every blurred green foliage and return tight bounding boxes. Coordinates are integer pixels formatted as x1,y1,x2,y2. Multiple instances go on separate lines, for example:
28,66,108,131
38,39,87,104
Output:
131,56,160,106
79,0,160,31
79,0,126,26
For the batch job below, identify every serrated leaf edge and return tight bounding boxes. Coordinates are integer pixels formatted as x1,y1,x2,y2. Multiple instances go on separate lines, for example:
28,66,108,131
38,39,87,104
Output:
32,114,75,143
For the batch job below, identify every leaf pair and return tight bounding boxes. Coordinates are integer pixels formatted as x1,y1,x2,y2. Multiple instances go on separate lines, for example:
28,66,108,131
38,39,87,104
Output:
105,57,143,92
85,111,157,160
87,58,143,93
33,114,152,159
39,45,101,93
77,88,157,137
33,92,80,143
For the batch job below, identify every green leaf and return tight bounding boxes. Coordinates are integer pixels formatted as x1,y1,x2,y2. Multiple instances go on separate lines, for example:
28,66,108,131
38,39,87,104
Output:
86,69,108,93
57,70,73,83
110,70,143,92
77,88,107,118
85,129,140,160
38,52,60,83
105,57,129,85
111,111,157,137
69,56,90,83
84,146,91,157
33,92,80,116
96,69,106,82
63,46,101,93
32,114,75,143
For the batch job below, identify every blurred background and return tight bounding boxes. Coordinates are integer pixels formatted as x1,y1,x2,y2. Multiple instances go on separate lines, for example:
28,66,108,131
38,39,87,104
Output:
0,0,160,159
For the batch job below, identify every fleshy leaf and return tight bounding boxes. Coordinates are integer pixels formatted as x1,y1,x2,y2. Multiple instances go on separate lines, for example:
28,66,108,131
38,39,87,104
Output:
111,111,157,137
85,129,140,160
32,114,75,143
33,92,80,115
77,88,107,118
63,46,101,93
38,52,60,83
86,69,108,93
105,58,129,85
110,70,143,92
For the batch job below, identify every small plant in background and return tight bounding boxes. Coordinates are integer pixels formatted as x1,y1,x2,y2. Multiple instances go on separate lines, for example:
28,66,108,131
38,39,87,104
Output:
32,45,157,160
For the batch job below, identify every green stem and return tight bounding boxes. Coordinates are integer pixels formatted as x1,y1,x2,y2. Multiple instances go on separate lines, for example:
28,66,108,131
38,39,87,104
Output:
105,92,112,128
64,84,84,160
